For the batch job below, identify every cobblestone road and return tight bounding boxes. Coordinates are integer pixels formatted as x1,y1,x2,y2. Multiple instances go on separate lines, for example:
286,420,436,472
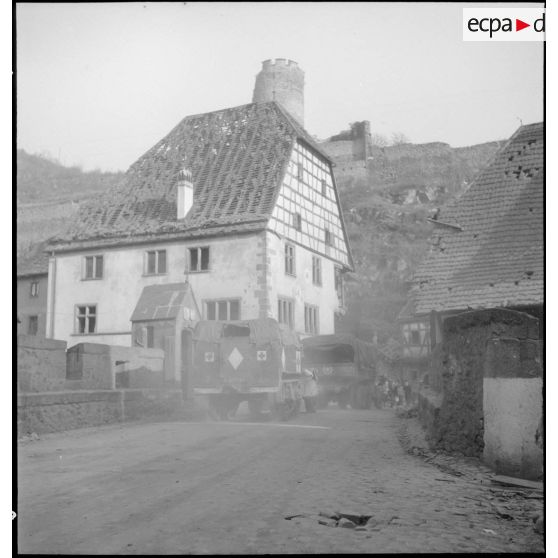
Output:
17,407,543,554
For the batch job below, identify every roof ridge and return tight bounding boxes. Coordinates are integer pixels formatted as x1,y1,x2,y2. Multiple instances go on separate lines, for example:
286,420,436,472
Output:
270,101,333,163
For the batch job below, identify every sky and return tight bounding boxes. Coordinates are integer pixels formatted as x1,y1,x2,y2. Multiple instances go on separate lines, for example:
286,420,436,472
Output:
16,2,544,172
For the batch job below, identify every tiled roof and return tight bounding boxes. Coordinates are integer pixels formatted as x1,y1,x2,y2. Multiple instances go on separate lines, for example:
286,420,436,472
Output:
396,296,422,322
17,241,50,277
130,282,200,322
413,122,543,314
48,102,333,251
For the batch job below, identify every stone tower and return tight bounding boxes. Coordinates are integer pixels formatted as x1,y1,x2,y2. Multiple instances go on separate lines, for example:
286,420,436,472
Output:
252,59,305,126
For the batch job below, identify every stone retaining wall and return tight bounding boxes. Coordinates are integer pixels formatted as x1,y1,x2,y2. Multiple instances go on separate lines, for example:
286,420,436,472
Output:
17,335,68,392
17,388,184,437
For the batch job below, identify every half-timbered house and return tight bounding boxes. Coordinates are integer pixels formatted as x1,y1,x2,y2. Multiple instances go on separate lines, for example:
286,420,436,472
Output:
44,60,354,383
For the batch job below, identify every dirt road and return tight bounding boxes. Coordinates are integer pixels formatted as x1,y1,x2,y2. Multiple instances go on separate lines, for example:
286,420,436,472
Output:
17,407,543,554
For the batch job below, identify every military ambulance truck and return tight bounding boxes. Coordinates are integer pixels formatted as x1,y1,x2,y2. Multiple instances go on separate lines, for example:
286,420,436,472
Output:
190,318,305,420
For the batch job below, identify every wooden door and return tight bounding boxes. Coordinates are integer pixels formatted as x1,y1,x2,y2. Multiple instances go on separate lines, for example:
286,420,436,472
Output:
163,336,175,382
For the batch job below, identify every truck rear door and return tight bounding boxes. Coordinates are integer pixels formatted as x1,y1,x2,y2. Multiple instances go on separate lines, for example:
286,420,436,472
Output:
219,335,281,390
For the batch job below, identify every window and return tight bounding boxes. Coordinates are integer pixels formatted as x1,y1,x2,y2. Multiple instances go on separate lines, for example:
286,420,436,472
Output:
278,297,294,329
285,244,296,276
304,304,319,335
28,315,38,336
145,250,167,275
410,329,421,345
293,212,302,231
297,162,304,181
84,255,103,280
76,305,97,334
324,228,332,247
30,281,39,297
204,299,240,321
189,247,210,272
146,325,155,348
321,179,327,196
312,256,322,286
334,265,344,305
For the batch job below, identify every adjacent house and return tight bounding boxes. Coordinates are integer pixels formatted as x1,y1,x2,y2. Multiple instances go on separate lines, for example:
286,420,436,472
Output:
406,122,543,470
17,242,50,337
44,60,354,383
395,295,431,387
409,122,543,342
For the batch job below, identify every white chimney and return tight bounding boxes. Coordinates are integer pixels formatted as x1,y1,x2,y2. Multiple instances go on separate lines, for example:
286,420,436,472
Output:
177,168,194,220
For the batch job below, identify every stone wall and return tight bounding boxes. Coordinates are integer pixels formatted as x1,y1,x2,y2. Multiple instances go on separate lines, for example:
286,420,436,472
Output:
17,338,175,436
17,335,68,392
421,309,539,458
17,389,184,437
417,387,443,438
65,343,165,390
66,343,114,389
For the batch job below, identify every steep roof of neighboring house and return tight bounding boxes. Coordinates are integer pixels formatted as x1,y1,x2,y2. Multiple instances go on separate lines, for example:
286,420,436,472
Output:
16,242,50,277
47,101,334,252
412,122,543,314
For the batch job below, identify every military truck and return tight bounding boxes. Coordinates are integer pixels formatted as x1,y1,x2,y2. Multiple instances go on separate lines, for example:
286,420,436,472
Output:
301,334,378,409
190,318,304,420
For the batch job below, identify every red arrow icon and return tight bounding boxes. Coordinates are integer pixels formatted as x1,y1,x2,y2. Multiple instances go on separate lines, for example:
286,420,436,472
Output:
516,19,530,31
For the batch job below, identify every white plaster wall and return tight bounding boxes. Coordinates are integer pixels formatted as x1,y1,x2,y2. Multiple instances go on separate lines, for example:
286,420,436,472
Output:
483,377,543,480
50,235,261,347
267,232,338,336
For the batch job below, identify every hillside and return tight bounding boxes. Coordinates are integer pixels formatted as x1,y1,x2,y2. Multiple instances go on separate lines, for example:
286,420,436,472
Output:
17,149,124,204
16,150,123,257
333,140,504,342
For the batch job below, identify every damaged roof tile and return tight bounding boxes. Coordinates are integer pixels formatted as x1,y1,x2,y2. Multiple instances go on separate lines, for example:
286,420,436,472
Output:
412,122,543,314
48,101,332,251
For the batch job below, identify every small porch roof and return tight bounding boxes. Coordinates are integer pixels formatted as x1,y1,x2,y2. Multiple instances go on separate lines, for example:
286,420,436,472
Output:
130,282,200,323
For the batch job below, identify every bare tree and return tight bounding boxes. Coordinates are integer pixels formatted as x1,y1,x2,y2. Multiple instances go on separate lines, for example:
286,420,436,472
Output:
370,133,389,147
391,132,410,145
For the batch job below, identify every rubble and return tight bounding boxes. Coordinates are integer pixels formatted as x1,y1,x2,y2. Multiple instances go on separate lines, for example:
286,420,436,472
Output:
338,518,356,529
397,415,544,538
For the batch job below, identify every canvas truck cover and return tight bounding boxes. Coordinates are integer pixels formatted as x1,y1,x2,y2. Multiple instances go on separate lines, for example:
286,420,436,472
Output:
191,318,301,392
301,334,378,371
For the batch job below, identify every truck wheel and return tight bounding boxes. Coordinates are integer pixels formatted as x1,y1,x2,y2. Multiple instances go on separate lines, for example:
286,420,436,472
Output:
225,400,240,420
349,385,359,409
350,385,370,410
248,397,265,419
338,391,349,409
304,397,316,413
317,393,329,409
